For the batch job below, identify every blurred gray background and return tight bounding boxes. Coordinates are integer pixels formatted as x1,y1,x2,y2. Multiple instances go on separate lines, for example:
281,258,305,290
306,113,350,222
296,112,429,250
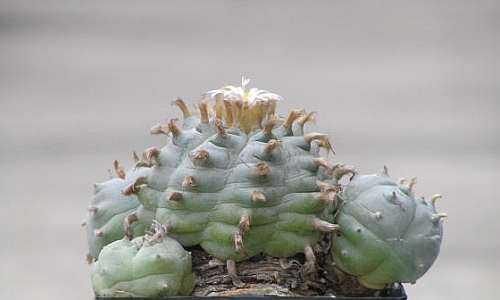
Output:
1,1,499,299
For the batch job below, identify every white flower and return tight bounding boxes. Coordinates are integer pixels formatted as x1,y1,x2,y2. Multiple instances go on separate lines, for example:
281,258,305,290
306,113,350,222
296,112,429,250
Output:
205,76,283,103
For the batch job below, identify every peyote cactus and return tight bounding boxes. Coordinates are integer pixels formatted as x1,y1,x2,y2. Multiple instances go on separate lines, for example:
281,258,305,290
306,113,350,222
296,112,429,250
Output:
118,78,355,284
331,170,446,289
84,78,445,295
91,222,194,297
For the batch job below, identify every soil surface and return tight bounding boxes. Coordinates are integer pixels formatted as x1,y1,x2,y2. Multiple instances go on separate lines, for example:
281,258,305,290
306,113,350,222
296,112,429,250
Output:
190,236,394,297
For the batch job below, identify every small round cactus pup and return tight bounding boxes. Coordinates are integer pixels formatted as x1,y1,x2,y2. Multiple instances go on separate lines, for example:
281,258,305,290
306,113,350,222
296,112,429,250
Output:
90,221,194,297
83,157,154,260
331,167,446,289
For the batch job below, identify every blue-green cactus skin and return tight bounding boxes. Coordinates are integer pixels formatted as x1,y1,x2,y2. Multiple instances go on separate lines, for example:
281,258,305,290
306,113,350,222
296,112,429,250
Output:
91,225,194,297
85,165,154,260
331,173,445,289
84,97,351,268
119,99,351,265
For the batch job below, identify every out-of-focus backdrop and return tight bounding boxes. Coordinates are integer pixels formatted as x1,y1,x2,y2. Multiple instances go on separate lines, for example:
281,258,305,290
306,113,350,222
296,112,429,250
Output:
1,1,498,299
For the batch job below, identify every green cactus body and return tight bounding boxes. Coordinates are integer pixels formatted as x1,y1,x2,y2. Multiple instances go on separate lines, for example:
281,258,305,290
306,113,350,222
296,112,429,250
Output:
331,172,445,289
85,163,154,260
91,223,194,297
133,116,344,262
117,81,352,265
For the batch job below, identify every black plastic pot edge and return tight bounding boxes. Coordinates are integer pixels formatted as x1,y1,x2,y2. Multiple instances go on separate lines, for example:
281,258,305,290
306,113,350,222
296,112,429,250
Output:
95,285,407,300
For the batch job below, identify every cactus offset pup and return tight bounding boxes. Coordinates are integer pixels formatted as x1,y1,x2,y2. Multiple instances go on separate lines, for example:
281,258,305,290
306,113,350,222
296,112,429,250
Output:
331,170,446,289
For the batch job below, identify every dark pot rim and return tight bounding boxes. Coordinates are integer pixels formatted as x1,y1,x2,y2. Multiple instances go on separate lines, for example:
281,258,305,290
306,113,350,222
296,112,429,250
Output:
95,284,407,300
